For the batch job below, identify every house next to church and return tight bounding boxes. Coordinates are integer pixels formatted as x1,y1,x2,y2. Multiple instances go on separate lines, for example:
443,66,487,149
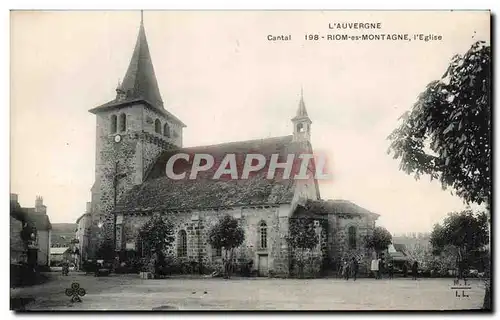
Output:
87,14,380,276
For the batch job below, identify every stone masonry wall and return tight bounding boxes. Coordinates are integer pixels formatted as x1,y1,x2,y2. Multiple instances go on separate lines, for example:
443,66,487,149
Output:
90,103,183,258
330,214,376,275
117,204,290,275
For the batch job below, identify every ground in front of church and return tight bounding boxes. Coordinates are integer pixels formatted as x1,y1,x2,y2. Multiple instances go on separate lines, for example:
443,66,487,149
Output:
11,272,485,310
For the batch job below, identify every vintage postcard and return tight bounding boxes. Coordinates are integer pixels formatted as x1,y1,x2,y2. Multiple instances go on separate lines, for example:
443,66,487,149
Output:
10,10,491,311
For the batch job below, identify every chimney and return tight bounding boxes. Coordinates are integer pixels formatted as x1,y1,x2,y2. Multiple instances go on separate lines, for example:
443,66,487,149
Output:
35,196,46,214
86,202,92,214
10,193,18,202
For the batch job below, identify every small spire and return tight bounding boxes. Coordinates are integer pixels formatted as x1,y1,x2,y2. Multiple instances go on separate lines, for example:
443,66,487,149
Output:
296,87,308,118
140,10,144,25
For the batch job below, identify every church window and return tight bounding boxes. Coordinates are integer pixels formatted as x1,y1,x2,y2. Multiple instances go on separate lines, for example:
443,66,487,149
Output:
119,113,127,132
110,115,117,133
297,123,305,133
155,119,162,134
177,230,187,257
348,226,357,249
212,245,222,258
163,123,171,138
259,221,267,250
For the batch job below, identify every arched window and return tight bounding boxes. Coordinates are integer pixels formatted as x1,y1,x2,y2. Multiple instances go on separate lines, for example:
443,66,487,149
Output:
110,115,117,133
177,230,187,257
155,119,162,134
259,221,267,250
163,123,170,138
119,113,126,132
297,123,304,133
212,245,222,258
348,226,357,249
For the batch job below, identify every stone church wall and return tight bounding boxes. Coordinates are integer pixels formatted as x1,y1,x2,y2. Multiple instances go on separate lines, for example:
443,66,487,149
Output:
90,103,182,258
329,214,376,275
118,204,292,275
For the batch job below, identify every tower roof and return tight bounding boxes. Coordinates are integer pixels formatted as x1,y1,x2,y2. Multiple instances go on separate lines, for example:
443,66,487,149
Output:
292,89,311,122
89,14,186,127
118,16,164,109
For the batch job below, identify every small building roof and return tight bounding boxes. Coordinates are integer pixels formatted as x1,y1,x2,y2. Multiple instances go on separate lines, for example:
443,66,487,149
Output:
10,200,51,230
25,211,52,231
50,247,70,255
76,212,90,225
303,199,380,218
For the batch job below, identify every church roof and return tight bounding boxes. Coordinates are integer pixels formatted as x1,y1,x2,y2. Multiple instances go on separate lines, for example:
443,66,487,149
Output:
304,199,380,218
89,16,187,127
119,18,163,109
291,90,311,122
115,135,314,213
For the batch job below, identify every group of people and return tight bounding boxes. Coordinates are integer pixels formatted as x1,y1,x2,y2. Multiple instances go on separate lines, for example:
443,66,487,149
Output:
341,257,359,280
371,258,419,280
342,256,420,280
370,257,395,279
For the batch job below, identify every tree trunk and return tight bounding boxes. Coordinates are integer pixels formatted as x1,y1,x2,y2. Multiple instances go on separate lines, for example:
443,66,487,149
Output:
483,279,491,310
227,248,234,278
483,209,491,310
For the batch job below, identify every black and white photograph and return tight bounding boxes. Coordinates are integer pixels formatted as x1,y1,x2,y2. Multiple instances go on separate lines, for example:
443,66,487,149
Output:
9,10,491,311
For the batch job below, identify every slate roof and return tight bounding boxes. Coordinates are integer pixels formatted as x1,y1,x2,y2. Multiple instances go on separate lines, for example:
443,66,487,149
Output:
389,244,410,262
115,135,316,213
24,209,52,231
10,200,25,222
10,200,51,230
88,19,186,127
303,199,380,218
292,91,311,122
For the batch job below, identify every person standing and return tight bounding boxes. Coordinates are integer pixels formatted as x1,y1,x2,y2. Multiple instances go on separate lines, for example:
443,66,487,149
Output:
376,257,382,279
351,257,359,281
388,261,394,279
371,258,379,279
412,261,419,280
343,260,350,280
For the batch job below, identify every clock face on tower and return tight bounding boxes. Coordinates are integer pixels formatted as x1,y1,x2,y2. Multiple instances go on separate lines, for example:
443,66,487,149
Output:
114,134,122,143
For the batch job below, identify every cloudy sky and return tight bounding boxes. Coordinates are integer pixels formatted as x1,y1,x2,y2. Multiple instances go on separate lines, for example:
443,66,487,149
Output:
10,10,489,233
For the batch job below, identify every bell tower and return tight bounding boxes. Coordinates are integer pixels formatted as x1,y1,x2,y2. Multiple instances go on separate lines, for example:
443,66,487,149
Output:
87,12,186,258
292,88,312,142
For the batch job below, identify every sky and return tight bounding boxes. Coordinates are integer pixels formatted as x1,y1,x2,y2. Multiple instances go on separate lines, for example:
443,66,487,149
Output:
10,10,490,233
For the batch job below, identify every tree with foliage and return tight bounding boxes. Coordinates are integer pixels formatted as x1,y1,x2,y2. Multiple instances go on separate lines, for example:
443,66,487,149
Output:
208,215,245,278
364,226,392,257
286,218,319,278
138,214,175,277
430,210,488,278
387,40,491,309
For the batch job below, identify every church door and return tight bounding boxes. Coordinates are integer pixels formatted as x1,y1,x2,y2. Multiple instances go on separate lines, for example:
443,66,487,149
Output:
258,254,269,277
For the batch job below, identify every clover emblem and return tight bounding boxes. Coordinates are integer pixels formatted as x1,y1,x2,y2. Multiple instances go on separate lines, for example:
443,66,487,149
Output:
65,282,86,302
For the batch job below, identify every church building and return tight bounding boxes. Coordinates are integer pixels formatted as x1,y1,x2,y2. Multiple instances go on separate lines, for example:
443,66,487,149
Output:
88,15,380,277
